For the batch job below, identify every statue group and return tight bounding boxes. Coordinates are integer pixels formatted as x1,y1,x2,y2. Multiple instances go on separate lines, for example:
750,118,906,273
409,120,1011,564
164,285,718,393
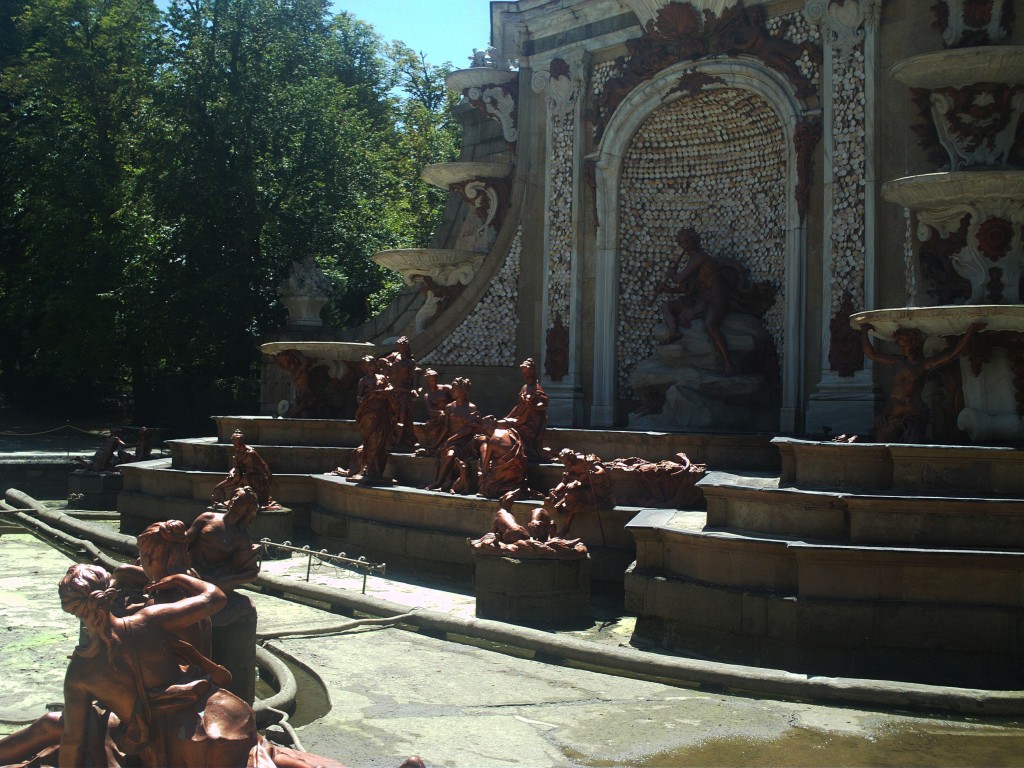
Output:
0,485,347,768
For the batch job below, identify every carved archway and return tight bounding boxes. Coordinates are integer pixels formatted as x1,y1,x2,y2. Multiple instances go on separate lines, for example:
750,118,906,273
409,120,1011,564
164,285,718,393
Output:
591,57,808,430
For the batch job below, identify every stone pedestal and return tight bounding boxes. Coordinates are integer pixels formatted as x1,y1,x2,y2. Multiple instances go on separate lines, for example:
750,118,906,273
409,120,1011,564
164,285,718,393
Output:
67,470,123,510
473,554,591,624
212,593,258,704
251,505,294,544
804,370,880,436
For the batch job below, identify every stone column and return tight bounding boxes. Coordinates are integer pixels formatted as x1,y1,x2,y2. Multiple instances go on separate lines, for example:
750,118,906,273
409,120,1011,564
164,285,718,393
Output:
804,0,882,435
532,54,588,426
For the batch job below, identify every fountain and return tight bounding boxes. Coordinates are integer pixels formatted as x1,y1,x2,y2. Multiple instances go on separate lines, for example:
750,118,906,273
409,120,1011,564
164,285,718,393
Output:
851,44,1024,444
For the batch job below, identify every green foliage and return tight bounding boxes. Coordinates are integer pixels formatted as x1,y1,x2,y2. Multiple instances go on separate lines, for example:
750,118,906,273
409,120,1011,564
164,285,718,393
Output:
0,0,461,429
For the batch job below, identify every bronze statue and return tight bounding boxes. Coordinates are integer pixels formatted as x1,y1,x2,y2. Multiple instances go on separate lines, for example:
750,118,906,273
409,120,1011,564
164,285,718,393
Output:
74,428,128,472
475,416,528,500
274,349,318,418
605,453,707,508
545,449,614,536
187,486,261,613
502,358,550,462
416,368,453,457
427,376,480,494
861,321,985,442
469,494,588,559
349,354,396,485
657,227,774,376
56,563,261,767
385,336,422,452
212,429,278,509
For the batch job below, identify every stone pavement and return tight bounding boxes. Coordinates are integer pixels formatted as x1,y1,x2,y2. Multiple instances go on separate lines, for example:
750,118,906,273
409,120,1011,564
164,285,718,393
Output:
3,530,1024,767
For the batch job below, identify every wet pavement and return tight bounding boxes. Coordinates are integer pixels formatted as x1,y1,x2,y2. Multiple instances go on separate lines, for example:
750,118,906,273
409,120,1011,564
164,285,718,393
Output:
2,529,1024,767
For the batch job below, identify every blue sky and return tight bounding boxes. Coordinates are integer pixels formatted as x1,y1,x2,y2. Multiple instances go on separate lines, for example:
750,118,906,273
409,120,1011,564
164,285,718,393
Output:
333,0,493,68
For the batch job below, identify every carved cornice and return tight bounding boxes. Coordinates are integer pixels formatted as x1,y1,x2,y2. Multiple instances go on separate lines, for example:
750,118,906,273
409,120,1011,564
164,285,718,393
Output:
588,2,821,142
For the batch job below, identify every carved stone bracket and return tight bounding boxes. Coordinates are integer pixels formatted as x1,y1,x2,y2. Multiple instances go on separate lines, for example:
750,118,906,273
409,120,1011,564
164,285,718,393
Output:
466,82,519,144
804,0,880,65
922,85,1024,170
915,201,1024,303
589,2,821,141
531,57,582,117
933,0,1011,47
451,178,510,242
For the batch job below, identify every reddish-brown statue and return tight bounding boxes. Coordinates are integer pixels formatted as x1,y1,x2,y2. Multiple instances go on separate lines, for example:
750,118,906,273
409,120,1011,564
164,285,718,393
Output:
475,416,528,500
606,453,707,508
416,369,453,457
385,336,422,452
469,494,588,560
187,487,261,601
74,428,128,472
545,449,614,536
349,355,396,485
502,358,550,462
861,321,984,442
212,429,278,509
658,227,774,376
428,377,481,494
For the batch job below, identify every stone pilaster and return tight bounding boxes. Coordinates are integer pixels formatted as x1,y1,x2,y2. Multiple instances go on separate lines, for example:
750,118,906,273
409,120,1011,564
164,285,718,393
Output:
532,53,588,425
804,0,882,436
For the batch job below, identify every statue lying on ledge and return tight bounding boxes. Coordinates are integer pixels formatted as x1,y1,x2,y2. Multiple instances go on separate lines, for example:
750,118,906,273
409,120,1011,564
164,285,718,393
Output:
469,493,587,559
74,429,129,472
605,452,707,508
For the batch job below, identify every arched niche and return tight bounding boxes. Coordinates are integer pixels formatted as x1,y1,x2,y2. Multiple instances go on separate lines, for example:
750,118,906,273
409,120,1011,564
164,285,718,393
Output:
591,56,808,431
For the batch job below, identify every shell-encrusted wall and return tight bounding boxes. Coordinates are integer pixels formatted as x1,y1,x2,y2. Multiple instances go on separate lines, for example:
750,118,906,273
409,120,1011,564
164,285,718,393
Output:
616,88,787,393
547,111,574,325
766,10,821,88
828,43,867,316
423,225,522,367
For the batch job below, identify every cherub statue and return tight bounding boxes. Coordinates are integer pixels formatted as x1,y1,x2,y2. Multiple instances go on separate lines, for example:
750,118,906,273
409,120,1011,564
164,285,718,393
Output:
861,321,985,442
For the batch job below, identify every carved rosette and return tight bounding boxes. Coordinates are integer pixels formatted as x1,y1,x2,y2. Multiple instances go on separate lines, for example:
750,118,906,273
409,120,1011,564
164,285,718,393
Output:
914,200,1024,304
933,0,1011,47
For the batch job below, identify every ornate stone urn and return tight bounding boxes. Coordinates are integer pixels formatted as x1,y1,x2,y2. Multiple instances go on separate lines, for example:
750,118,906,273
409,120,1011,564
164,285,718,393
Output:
278,257,333,328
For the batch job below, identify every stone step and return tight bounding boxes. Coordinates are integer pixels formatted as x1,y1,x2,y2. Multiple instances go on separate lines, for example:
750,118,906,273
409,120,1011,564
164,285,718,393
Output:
700,470,1024,548
627,508,1024,607
773,436,1024,496
212,416,778,470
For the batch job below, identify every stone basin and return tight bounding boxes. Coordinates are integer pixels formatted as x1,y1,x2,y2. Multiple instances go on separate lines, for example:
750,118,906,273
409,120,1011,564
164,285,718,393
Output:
882,171,1024,210
373,249,484,286
445,67,518,93
260,341,380,360
850,305,1024,338
890,46,1024,89
421,161,512,189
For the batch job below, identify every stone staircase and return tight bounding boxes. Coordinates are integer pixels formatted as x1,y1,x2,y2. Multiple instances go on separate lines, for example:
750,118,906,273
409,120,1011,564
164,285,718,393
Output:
118,416,777,582
625,437,1024,689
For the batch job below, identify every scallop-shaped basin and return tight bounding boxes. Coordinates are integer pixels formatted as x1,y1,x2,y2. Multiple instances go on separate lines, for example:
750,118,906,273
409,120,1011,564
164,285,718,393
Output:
890,46,1024,90
373,249,484,286
421,161,512,189
260,341,380,361
445,67,518,94
850,305,1024,339
882,171,1024,210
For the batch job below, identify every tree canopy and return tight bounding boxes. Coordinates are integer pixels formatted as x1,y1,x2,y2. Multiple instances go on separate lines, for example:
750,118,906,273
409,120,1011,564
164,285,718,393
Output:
0,0,460,432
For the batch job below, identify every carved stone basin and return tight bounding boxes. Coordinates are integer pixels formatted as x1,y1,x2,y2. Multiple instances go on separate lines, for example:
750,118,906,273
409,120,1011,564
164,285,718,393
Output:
851,306,1024,443
850,305,1024,339
445,67,518,93
890,46,1024,89
260,341,380,361
373,249,484,286
421,161,512,189
882,171,1024,209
